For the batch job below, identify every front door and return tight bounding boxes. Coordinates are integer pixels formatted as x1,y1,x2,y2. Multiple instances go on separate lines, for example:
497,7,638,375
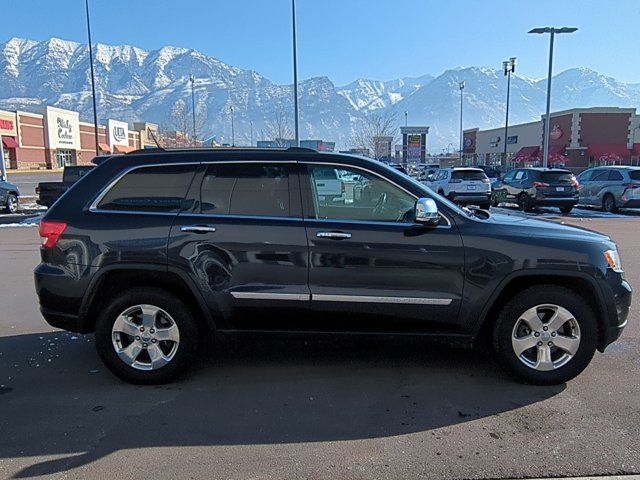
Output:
301,162,465,333
168,161,310,330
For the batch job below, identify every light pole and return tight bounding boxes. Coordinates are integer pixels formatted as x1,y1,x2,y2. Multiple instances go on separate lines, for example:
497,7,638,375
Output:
502,57,517,168
404,110,408,127
458,81,465,164
250,120,254,146
84,0,99,156
229,106,235,147
529,27,577,167
291,0,300,146
189,74,196,146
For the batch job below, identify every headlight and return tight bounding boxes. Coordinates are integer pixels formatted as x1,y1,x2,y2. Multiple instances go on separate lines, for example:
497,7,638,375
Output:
603,249,624,273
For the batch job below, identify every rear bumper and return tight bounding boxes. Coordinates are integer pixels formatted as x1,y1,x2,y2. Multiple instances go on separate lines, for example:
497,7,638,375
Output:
451,193,491,204
533,197,578,207
621,199,640,208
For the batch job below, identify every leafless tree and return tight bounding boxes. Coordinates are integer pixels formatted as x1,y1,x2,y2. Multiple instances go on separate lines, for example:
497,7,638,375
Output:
161,98,208,147
350,109,399,158
265,109,294,146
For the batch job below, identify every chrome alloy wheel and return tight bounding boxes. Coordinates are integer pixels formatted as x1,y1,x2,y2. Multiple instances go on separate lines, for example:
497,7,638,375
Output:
511,304,581,371
111,304,180,371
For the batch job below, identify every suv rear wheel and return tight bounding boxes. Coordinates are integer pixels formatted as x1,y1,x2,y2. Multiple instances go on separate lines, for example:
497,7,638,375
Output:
492,286,597,385
5,194,18,214
602,193,617,213
95,287,199,384
517,193,532,212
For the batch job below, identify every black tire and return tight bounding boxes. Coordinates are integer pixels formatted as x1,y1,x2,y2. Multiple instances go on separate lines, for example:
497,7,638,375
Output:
491,194,499,207
602,193,617,213
95,287,200,384
517,193,532,212
492,286,597,385
5,194,18,214
559,205,573,214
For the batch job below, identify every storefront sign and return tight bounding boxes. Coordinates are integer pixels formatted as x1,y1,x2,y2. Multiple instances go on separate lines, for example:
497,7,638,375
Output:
0,110,17,136
107,119,129,148
407,134,422,162
45,106,80,150
550,125,563,140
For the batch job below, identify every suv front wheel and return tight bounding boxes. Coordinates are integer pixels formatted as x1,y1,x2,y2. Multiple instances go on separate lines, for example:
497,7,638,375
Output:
95,287,199,384
492,286,597,385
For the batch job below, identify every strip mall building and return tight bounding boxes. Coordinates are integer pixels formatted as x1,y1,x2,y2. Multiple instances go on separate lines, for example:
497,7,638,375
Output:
0,106,159,170
463,107,640,171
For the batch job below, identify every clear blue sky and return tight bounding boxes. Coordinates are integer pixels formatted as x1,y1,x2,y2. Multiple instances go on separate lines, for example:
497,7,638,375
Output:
4,0,639,85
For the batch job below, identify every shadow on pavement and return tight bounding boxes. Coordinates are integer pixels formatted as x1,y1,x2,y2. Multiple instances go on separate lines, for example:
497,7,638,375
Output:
0,331,564,478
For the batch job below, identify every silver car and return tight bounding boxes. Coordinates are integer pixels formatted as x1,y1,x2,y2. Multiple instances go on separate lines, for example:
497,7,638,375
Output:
577,166,640,212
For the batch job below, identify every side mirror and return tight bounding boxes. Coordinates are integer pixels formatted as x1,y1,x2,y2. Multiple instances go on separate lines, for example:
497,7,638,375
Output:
415,197,439,226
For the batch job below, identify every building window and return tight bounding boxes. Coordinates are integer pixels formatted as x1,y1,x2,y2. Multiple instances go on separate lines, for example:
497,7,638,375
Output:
55,149,75,168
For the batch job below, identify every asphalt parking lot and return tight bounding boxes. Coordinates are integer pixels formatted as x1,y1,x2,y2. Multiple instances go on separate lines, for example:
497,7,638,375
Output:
0,218,639,480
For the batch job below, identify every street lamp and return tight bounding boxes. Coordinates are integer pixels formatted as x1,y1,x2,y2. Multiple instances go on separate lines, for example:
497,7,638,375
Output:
458,81,465,164
404,110,408,127
291,0,300,146
189,74,196,146
529,26,577,167
84,0,99,156
502,57,517,167
250,120,254,147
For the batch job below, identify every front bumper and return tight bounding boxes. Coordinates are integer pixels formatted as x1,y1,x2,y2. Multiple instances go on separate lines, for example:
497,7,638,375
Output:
599,276,632,351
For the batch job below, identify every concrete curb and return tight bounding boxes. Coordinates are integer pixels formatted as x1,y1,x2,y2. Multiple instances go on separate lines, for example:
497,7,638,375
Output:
506,476,640,480
7,169,62,174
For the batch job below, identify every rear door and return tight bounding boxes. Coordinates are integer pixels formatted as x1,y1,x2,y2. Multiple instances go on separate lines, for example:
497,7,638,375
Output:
587,169,610,204
577,169,595,205
168,161,310,330
538,170,577,199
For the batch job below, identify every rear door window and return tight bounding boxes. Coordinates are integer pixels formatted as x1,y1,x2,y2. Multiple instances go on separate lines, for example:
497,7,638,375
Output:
97,164,196,212
608,170,624,181
200,163,293,217
541,171,574,184
591,170,610,182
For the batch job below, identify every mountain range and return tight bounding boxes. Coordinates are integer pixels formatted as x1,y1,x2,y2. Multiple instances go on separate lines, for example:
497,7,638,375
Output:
1,37,639,150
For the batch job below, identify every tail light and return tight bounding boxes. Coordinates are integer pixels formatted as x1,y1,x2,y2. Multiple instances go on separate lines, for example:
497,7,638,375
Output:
39,220,67,248
341,182,346,193
482,178,490,184
533,181,549,188
571,175,579,188
35,186,40,194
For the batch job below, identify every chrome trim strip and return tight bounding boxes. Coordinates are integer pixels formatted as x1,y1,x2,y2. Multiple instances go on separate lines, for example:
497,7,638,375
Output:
230,292,310,301
178,212,303,221
311,294,452,305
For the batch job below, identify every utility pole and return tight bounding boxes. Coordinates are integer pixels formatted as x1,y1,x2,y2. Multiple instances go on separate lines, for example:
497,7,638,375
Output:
85,0,99,156
230,106,235,147
404,110,408,127
250,120,254,146
503,57,517,168
291,0,300,146
189,74,196,146
459,81,465,164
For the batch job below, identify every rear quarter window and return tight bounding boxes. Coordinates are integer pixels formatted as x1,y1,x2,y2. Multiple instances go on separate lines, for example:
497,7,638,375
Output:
629,170,640,181
97,164,196,212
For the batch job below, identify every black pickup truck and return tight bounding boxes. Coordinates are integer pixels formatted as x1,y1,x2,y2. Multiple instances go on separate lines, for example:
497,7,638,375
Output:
36,165,95,207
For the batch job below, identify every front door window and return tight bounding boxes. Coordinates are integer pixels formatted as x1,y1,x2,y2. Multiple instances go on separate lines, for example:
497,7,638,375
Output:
307,165,415,223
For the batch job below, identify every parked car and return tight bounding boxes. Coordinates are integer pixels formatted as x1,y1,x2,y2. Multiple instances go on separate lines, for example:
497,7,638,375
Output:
36,165,95,207
478,165,502,186
35,147,631,385
311,166,344,203
0,177,20,213
492,168,579,213
416,164,440,182
577,166,640,212
387,163,409,175
426,167,491,209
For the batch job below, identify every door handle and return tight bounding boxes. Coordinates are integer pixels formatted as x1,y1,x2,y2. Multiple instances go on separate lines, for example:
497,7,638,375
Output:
180,225,217,234
316,231,352,240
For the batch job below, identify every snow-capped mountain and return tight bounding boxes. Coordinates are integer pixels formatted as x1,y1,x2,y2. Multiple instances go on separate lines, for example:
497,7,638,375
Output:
1,36,639,150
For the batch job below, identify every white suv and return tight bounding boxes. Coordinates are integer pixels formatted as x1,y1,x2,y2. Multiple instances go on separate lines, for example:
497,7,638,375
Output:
427,167,491,208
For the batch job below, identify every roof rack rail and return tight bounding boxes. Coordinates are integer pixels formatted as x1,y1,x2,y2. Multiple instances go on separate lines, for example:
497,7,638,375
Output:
127,147,166,155
286,146,317,152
